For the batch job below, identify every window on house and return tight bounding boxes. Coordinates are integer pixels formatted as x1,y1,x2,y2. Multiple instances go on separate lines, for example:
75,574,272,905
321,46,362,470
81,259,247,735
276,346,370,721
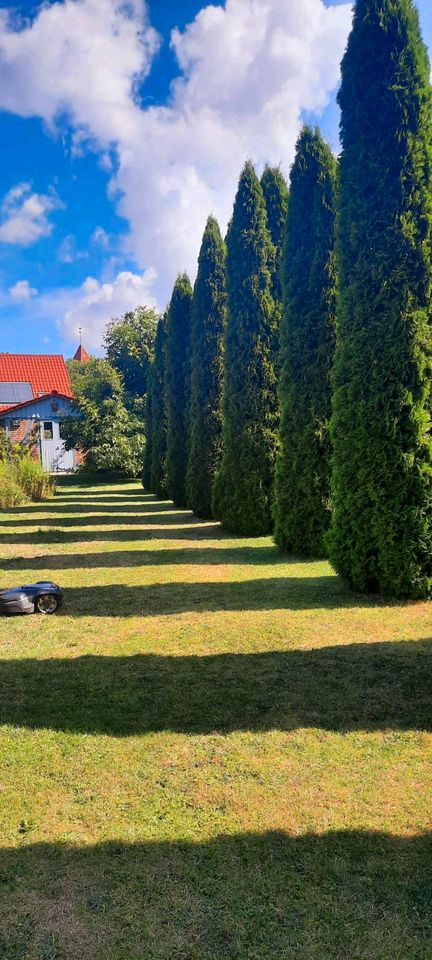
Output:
43,421,53,440
10,419,21,432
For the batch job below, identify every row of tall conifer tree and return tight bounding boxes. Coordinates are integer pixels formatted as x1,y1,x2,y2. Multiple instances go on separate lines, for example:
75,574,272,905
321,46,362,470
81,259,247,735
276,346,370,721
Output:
144,0,432,601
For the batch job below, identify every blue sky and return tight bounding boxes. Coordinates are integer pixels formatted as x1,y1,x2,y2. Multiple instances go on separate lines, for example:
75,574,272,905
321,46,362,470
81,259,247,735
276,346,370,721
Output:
0,0,431,358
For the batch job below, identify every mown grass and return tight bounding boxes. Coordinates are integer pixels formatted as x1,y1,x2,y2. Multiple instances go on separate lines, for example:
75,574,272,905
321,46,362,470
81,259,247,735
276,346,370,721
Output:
0,480,431,960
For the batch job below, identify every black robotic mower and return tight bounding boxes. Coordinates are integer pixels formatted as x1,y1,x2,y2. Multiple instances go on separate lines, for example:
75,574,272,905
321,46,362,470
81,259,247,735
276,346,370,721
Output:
0,581,63,615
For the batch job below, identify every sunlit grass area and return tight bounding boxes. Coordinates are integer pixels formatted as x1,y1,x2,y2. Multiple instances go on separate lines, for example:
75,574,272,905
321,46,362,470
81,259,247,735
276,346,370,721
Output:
0,480,431,959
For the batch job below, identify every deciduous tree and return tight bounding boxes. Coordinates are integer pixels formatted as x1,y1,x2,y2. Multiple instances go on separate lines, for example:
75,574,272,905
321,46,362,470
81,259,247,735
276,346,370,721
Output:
64,358,145,476
104,306,158,399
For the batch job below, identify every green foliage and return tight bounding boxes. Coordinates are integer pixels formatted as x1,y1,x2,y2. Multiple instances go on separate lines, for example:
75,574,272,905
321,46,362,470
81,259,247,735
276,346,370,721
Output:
165,274,193,506
261,165,289,305
274,127,337,558
0,429,15,464
142,375,153,490
329,0,432,598
213,161,278,535
104,307,158,399
0,465,26,507
66,358,89,389
150,314,169,499
187,216,227,519
63,358,145,477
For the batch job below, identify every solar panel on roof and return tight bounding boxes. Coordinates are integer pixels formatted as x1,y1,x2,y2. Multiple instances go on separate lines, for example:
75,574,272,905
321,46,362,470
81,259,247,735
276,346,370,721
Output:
0,382,33,404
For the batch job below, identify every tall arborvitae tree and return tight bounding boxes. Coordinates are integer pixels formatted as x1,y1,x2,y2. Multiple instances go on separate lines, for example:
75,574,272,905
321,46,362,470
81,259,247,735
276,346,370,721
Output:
165,273,193,507
142,375,153,490
274,128,337,557
213,161,278,535
187,216,227,519
261,165,289,308
150,314,169,499
329,0,432,598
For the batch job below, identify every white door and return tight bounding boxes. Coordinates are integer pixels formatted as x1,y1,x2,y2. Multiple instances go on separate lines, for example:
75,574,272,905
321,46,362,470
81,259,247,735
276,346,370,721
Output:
41,421,75,472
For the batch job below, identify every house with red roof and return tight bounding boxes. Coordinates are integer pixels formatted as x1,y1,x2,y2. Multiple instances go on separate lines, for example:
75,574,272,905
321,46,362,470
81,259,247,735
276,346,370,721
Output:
0,351,82,472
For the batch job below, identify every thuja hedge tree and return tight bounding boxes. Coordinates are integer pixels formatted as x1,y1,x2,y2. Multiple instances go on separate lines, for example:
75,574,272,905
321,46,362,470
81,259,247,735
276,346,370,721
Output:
150,314,169,499
329,0,432,598
274,127,337,558
213,161,278,535
165,274,193,507
261,165,289,310
187,216,227,519
142,379,153,489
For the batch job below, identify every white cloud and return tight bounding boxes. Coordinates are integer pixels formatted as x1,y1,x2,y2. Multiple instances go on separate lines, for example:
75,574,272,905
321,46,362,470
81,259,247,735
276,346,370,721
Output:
91,226,110,249
8,278,38,302
58,233,87,263
0,182,62,246
0,0,158,142
38,268,158,349
0,0,353,330
114,0,352,303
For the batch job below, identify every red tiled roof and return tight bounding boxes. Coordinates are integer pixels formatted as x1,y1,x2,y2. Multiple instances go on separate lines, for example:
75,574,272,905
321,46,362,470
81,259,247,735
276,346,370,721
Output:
0,354,73,413
73,344,90,363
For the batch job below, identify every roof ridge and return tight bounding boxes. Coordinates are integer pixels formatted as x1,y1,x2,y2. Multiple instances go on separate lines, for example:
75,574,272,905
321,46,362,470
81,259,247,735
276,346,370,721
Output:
0,352,65,358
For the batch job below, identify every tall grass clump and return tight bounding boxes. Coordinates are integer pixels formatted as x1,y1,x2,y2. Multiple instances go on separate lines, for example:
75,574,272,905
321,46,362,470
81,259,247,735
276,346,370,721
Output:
14,457,56,501
0,462,27,508
0,435,56,508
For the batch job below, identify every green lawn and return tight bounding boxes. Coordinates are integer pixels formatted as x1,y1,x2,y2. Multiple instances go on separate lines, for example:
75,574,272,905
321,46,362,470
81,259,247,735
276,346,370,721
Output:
0,480,431,960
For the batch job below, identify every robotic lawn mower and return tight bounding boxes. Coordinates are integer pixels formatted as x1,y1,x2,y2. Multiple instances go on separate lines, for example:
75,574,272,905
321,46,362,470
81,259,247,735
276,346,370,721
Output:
0,581,63,615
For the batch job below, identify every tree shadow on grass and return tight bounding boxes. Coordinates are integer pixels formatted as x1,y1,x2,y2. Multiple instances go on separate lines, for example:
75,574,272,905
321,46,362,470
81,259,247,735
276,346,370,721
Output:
51,492,154,504
55,474,136,488
0,510,195,528
0,502,182,517
58,576,384,616
0,545,296,572
0,831,430,959
0,523,223,544
0,641,429,735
